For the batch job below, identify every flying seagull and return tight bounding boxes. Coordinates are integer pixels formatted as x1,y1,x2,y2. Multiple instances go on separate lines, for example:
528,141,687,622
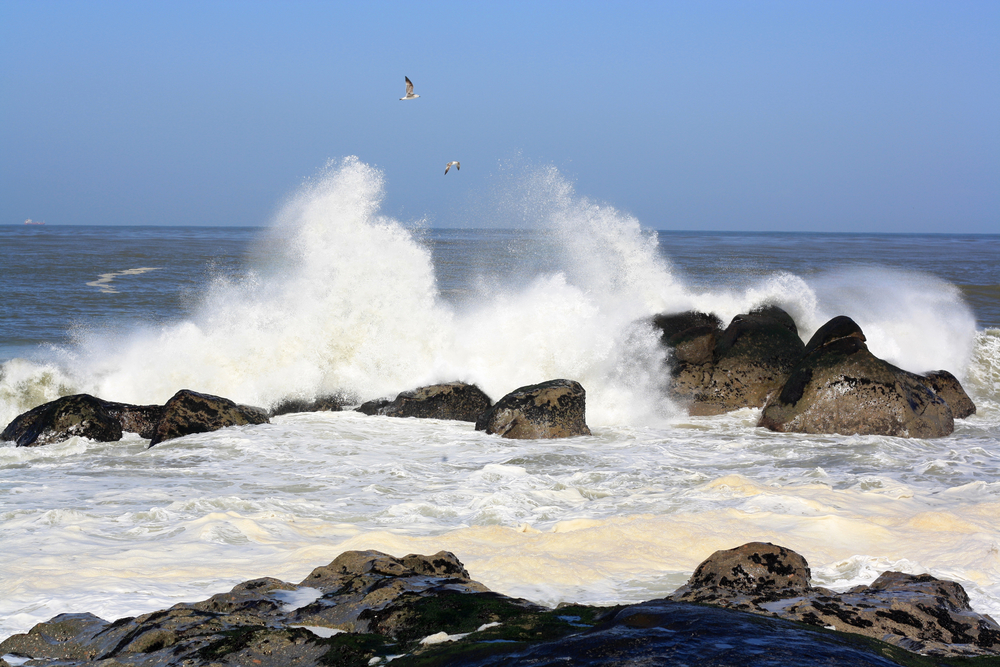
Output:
400,76,419,100
445,161,460,175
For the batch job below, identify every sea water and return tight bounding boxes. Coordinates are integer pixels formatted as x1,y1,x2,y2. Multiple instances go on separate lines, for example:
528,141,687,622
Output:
1,157,999,641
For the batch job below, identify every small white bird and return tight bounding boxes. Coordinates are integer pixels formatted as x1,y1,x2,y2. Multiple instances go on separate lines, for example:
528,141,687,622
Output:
445,161,460,175
400,76,419,100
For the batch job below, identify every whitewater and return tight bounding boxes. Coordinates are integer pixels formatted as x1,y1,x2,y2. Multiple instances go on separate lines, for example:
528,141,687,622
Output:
2,157,999,642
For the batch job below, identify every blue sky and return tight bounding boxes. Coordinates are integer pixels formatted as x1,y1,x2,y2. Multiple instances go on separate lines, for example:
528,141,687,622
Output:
1,1,997,232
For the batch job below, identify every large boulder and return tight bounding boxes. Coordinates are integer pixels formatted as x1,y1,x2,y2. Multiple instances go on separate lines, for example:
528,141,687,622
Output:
668,542,1000,657
356,382,492,422
1,394,122,447
475,379,591,439
758,316,956,438
149,389,269,447
655,306,806,415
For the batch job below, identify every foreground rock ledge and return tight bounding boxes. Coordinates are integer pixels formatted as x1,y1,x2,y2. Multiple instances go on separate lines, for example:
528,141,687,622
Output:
2,544,997,667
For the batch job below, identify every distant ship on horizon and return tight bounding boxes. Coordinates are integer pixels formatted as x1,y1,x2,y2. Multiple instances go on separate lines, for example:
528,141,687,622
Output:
24,219,45,225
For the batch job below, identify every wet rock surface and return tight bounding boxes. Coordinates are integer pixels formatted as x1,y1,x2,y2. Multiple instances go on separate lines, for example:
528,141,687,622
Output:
656,306,806,416
758,317,958,438
655,311,975,434
475,379,591,439
3,545,997,666
148,389,269,446
1,394,123,447
668,542,1000,658
356,382,492,422
2,390,271,447
921,369,977,419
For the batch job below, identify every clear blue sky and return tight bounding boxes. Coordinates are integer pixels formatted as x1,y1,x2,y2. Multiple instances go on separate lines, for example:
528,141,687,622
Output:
2,1,997,232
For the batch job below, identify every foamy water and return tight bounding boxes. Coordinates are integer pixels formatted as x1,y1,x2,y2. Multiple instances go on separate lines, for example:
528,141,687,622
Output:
2,157,998,640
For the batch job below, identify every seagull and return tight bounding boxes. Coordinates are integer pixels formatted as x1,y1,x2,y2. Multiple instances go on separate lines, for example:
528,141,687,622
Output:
400,76,419,100
445,161,460,175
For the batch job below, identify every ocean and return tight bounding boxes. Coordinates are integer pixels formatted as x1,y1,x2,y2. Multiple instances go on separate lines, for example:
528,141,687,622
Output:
2,157,999,643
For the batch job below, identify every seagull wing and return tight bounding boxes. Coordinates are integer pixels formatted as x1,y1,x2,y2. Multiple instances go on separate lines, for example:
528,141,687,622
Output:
405,77,414,96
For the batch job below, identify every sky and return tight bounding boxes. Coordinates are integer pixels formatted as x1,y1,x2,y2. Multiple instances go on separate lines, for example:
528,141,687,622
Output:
1,1,997,233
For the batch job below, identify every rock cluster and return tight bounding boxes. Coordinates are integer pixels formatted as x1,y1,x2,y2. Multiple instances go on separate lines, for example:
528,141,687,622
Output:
3,379,595,447
655,309,976,437
2,390,268,448
357,379,592,439
2,543,996,666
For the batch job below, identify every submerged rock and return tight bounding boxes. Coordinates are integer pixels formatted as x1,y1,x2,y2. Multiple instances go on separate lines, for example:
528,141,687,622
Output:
148,389,269,447
356,382,492,422
475,379,591,439
1,394,122,447
759,316,956,438
269,394,349,417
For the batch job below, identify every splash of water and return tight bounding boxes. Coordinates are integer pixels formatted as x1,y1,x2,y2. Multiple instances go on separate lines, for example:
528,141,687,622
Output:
0,157,989,428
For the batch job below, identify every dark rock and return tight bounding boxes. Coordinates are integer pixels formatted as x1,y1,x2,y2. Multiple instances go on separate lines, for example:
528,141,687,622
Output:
922,370,976,419
651,310,723,345
101,401,164,439
269,395,349,417
656,306,806,415
475,379,591,439
355,382,492,422
759,317,955,438
356,397,393,415
1,394,122,447
148,389,269,447
803,314,867,356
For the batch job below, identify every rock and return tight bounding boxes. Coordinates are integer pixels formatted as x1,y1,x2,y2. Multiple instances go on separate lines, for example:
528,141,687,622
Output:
100,401,164,439
269,395,349,417
758,316,955,438
355,382,492,422
922,369,976,419
1,394,122,447
774,571,1000,656
148,389,269,447
667,542,1000,658
355,397,392,415
475,379,591,439
655,306,806,416
668,542,815,608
